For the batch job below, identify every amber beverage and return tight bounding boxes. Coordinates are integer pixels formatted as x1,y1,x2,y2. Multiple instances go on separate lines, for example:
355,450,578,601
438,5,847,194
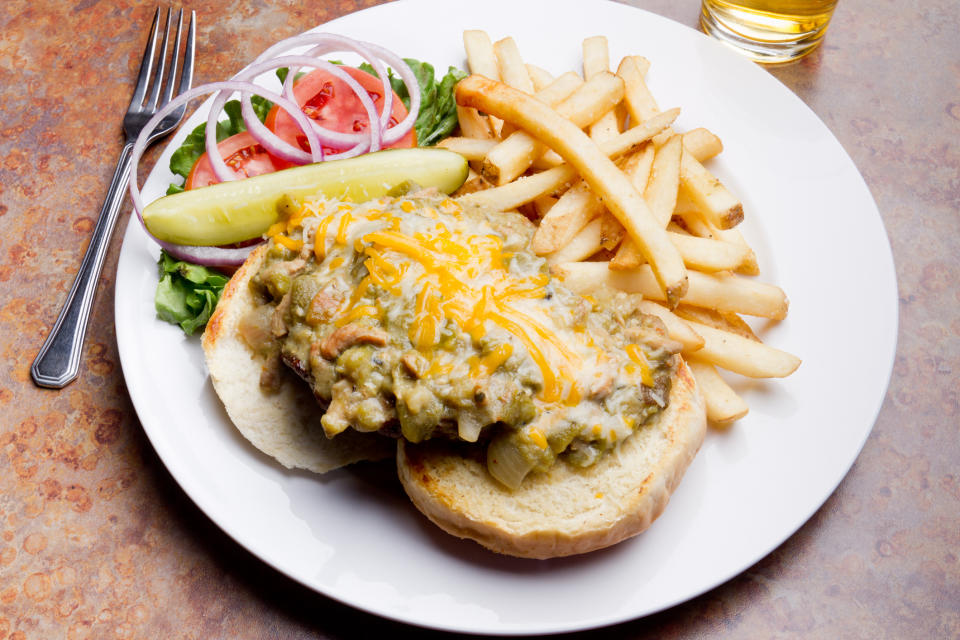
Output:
700,0,839,63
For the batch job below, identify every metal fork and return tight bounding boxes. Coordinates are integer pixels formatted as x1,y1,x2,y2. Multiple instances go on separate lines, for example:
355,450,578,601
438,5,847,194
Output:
31,7,196,389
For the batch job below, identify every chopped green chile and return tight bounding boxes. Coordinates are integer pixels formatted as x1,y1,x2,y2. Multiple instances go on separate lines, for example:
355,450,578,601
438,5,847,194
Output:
243,193,677,488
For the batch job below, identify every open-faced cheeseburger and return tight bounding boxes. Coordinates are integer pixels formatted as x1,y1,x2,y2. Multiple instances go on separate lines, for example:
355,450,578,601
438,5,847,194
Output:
202,192,705,558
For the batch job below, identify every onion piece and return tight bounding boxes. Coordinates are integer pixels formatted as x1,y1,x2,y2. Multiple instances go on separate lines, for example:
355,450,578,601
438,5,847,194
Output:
217,54,383,171
156,238,257,267
128,80,320,218
129,34,423,266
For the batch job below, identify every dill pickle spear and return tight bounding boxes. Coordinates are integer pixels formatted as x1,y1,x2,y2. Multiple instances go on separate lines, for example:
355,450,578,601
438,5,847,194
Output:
142,148,469,246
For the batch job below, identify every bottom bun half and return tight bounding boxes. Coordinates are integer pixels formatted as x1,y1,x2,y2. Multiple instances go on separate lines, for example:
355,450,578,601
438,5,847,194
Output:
202,244,394,473
397,358,706,559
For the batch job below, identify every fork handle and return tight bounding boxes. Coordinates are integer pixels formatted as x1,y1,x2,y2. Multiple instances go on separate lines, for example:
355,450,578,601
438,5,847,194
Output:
31,141,136,388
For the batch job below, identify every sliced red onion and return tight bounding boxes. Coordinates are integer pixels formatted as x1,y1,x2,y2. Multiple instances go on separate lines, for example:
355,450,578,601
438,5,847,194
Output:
129,34,423,266
217,54,382,170
128,80,320,217
156,238,256,267
243,32,418,150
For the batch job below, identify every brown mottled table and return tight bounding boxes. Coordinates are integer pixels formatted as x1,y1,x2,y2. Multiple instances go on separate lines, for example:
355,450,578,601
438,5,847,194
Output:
1,1,957,638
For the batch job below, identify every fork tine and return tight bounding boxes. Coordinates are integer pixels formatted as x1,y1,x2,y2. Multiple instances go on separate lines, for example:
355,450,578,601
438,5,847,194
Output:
130,7,161,108
177,10,196,97
160,9,184,105
146,8,172,109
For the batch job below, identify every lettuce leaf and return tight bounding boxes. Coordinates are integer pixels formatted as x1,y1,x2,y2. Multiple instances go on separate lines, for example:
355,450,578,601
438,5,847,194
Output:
155,251,229,335
359,58,466,146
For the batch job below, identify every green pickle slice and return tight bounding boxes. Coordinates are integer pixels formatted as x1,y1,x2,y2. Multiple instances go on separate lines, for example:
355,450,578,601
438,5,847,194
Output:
142,148,469,246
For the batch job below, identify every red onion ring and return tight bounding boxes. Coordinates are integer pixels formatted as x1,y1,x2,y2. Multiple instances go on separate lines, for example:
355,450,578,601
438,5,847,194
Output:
243,32,419,149
206,56,381,181
155,238,256,266
128,81,320,266
264,33,394,135
129,34,423,266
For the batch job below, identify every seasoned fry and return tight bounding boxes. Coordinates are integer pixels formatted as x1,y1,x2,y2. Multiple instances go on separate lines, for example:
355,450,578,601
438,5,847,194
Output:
463,30,503,135
458,109,676,212
680,320,800,378
666,232,752,272
546,217,604,264
675,205,760,275
437,136,497,161
686,358,749,424
482,72,624,185
679,153,743,229
612,134,682,269
674,305,759,341
617,55,659,123
494,37,535,94
583,36,620,142
551,261,787,319
638,301,705,352
456,75,688,304
582,36,610,78
455,105,494,140
463,30,500,80
531,180,606,254
458,163,577,211
525,63,554,91
682,128,723,161
599,211,625,250
533,142,653,256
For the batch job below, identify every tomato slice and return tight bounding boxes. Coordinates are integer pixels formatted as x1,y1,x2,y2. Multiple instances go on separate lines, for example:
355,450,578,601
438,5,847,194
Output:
185,131,284,189
264,66,415,167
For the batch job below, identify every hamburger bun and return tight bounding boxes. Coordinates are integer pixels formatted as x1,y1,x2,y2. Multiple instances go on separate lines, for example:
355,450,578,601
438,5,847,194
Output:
397,357,705,558
202,244,394,473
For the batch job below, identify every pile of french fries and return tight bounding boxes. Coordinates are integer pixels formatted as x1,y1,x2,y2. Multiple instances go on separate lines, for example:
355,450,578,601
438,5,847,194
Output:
439,31,800,426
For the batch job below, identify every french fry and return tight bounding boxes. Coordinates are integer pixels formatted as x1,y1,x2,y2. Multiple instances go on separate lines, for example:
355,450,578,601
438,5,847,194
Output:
534,71,584,106
682,128,723,162
679,153,744,229
599,211,625,250
456,75,688,304
494,37,535,94
680,320,800,378
686,358,749,424
612,134,682,269
463,30,500,79
546,217,604,264
666,232,753,272
532,194,558,218
531,180,606,254
525,64,554,91
533,143,653,255
459,109,677,212
583,36,620,142
551,261,788,319
463,30,503,135
482,72,624,185
437,136,497,161
582,36,610,78
455,105,493,140
674,305,759,341
458,163,578,211
638,301,705,352
675,204,760,275
617,55,659,124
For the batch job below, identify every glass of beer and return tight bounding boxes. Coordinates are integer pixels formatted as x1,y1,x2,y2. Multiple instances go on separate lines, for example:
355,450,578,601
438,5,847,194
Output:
700,0,839,64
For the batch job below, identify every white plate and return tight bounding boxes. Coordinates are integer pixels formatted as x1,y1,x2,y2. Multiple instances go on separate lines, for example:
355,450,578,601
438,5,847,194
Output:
114,0,897,634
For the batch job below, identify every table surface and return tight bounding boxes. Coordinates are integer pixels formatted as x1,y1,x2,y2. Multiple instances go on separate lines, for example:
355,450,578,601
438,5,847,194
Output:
1,1,958,638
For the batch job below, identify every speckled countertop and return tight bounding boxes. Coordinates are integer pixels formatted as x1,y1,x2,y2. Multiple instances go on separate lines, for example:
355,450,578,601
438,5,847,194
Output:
1,0,957,638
